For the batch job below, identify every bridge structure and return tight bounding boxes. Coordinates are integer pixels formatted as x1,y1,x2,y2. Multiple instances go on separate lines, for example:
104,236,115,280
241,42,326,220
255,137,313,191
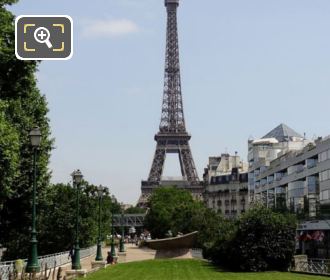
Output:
112,214,146,227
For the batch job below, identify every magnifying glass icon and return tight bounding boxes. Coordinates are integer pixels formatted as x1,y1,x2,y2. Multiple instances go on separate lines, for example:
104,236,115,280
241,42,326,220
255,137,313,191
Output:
34,27,53,49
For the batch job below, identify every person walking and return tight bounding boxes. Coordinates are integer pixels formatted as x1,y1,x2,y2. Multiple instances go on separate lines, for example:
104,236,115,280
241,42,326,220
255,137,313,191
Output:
68,247,75,262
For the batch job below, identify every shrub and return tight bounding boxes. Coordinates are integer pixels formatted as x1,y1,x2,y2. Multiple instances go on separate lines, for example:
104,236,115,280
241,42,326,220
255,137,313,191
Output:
210,205,297,272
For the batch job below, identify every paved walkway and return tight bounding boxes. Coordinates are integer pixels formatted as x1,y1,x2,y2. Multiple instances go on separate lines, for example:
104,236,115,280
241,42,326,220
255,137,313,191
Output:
119,244,156,263
55,244,156,278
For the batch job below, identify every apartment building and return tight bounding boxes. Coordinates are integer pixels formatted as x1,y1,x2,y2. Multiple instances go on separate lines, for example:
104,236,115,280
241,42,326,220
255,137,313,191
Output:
249,123,330,218
203,153,249,218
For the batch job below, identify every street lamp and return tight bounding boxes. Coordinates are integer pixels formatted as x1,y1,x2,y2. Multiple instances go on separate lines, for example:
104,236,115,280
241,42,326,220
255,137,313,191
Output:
110,196,116,257
95,185,106,261
119,210,125,252
26,127,42,273
71,169,83,270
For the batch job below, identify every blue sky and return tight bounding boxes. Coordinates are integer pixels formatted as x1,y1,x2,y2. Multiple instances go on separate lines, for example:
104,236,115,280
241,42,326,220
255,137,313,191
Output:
9,0,330,204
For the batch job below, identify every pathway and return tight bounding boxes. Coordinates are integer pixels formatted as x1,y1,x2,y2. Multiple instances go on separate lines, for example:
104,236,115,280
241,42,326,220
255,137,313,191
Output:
120,244,156,263
54,244,156,278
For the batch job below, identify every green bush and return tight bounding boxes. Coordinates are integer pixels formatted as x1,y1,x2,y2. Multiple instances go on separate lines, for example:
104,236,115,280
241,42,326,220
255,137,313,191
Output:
144,187,222,248
210,205,297,272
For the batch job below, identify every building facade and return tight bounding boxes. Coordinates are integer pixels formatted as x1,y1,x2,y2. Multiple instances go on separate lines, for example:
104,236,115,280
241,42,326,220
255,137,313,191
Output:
249,123,330,218
204,153,249,218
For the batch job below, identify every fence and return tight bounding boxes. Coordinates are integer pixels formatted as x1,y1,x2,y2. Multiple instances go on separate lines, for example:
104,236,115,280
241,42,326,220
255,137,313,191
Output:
0,246,96,280
293,258,330,275
0,261,15,280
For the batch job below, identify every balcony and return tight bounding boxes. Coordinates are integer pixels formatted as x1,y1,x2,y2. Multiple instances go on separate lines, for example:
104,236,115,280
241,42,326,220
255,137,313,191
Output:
306,159,317,169
296,166,305,173
276,175,283,181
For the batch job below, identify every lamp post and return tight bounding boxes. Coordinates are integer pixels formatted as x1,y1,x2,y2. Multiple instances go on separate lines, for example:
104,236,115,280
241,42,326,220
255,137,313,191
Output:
71,169,83,270
26,127,42,273
110,197,116,257
119,211,125,252
95,185,106,261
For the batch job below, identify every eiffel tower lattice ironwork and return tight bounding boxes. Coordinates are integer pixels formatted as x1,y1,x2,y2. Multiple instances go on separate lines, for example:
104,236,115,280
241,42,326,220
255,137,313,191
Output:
139,0,202,205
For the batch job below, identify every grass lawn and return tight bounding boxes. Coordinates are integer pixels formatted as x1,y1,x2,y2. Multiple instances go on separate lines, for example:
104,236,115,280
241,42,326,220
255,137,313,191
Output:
86,259,329,280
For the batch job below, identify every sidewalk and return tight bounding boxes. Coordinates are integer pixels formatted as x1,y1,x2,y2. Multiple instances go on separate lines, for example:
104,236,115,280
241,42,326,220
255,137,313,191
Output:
121,244,156,263
56,244,156,278
60,247,109,274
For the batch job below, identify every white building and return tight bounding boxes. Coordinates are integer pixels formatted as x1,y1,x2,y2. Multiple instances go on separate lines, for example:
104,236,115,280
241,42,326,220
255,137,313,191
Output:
203,153,249,218
248,124,310,204
249,123,330,218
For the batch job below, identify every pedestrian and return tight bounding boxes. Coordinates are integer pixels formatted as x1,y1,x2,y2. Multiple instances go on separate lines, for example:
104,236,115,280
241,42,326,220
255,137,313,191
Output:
68,247,74,262
106,251,113,264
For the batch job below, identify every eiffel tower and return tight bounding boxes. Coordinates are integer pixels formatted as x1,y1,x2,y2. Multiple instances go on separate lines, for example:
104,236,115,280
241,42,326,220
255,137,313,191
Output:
139,0,203,206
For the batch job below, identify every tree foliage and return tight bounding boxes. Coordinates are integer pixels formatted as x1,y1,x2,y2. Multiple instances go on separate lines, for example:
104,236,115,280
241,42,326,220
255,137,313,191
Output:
124,206,146,214
209,205,297,271
0,102,19,206
37,182,121,256
144,187,222,248
0,1,124,260
0,1,52,259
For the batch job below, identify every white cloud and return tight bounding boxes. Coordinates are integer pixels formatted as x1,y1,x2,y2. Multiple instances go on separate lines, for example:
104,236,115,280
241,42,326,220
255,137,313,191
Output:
81,19,140,38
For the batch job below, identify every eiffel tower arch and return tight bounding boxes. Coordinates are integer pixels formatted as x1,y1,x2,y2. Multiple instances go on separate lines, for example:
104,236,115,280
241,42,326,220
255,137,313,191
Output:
138,0,204,206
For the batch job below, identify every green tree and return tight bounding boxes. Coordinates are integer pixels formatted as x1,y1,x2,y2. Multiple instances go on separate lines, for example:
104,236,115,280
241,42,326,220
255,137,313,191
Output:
37,183,76,254
37,182,121,255
144,187,196,238
0,101,19,208
144,187,222,249
203,216,238,261
124,206,146,214
210,205,297,272
0,0,53,260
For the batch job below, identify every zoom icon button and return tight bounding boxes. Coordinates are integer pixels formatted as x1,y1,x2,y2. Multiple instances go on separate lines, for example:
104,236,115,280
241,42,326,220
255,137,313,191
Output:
15,15,73,60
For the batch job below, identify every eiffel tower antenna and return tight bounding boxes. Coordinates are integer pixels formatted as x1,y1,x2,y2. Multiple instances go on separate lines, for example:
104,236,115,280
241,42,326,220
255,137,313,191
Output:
139,0,202,206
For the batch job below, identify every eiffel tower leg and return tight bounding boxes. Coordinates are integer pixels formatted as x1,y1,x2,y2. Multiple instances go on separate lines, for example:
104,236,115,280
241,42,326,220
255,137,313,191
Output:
178,151,186,177
148,144,166,183
180,144,199,184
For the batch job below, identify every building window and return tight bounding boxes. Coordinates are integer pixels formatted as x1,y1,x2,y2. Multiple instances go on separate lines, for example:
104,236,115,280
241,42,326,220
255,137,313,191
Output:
320,190,330,201
275,172,283,181
260,166,267,173
320,170,330,182
268,176,274,184
306,176,317,194
306,158,317,169
319,150,330,162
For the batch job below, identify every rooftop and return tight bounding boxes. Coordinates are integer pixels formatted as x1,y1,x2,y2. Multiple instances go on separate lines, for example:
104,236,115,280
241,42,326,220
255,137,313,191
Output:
262,123,303,142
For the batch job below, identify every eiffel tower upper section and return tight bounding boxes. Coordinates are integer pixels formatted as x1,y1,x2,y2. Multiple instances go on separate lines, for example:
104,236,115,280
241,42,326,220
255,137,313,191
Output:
159,0,186,135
